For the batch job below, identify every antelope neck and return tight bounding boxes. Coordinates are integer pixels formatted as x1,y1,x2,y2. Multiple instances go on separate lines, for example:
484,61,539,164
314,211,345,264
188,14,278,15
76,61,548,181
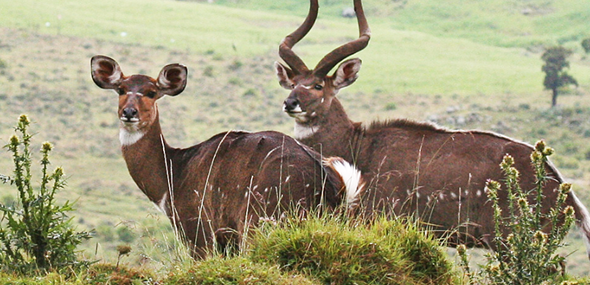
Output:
120,117,172,212
296,99,358,162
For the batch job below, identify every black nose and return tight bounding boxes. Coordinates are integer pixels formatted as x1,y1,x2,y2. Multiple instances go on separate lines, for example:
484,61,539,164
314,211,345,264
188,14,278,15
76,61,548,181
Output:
122,107,138,120
283,98,300,112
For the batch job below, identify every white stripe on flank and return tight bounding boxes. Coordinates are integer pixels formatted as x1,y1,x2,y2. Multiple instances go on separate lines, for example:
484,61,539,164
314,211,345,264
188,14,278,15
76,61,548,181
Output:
324,157,364,209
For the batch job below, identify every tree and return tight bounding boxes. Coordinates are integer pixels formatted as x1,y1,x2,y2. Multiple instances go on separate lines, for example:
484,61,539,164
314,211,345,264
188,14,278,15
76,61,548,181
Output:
541,46,578,107
582,38,590,54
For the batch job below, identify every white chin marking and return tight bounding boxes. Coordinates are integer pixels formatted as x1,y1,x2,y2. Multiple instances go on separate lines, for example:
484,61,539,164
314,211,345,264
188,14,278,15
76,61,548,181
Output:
290,105,303,113
294,123,316,140
120,128,145,146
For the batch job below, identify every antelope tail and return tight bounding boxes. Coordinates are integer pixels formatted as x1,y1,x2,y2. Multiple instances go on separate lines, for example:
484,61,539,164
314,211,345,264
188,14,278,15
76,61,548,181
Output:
323,157,365,211
571,191,590,260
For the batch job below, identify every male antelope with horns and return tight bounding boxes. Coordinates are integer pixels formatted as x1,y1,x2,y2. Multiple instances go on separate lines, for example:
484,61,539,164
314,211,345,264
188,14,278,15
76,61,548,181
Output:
91,55,364,259
274,0,590,256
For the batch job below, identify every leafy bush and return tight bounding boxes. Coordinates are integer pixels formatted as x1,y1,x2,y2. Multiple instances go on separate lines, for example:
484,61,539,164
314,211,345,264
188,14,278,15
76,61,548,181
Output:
0,115,91,274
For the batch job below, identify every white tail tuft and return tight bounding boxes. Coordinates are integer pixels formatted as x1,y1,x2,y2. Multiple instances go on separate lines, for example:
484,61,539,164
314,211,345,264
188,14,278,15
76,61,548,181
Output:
324,157,365,209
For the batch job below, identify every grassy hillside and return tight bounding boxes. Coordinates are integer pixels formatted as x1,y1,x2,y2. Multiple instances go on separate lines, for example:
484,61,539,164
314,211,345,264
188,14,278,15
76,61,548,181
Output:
212,0,590,48
0,0,589,277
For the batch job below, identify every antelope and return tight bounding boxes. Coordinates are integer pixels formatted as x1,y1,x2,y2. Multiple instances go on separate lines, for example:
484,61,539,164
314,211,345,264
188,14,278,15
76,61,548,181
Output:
90,55,364,259
274,0,590,256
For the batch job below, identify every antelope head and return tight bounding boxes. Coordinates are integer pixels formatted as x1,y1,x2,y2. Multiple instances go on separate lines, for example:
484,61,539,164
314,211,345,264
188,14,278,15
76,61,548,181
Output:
275,0,370,125
91,55,188,145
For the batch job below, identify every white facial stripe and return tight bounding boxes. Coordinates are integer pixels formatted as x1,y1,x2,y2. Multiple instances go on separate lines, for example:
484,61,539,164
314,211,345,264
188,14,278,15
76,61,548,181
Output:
126,92,144,96
297,82,322,90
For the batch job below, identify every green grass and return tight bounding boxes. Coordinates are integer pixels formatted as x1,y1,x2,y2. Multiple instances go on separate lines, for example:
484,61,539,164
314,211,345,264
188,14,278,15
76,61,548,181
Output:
0,0,589,96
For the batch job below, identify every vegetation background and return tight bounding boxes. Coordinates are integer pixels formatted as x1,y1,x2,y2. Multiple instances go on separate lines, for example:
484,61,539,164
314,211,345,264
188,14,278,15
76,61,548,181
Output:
0,0,589,277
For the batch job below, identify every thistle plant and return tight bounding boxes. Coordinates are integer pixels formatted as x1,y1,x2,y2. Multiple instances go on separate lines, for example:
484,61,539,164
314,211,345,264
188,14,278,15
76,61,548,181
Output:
0,115,91,274
479,140,574,284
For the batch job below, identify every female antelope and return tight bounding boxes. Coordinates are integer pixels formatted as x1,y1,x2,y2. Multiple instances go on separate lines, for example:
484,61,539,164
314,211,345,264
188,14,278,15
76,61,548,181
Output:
91,55,363,258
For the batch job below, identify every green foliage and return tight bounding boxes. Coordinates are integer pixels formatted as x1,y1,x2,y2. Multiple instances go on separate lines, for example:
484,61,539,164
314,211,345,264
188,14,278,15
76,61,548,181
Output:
460,141,575,284
541,46,578,107
250,215,458,285
0,115,91,274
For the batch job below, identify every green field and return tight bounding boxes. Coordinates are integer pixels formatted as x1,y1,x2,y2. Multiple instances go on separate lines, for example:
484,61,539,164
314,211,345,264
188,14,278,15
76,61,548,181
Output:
0,0,589,278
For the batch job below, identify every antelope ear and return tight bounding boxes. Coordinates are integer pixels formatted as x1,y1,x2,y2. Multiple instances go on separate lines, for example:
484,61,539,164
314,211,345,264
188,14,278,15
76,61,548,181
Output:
157,64,188,96
91,55,123,89
332,58,362,90
274,61,295,90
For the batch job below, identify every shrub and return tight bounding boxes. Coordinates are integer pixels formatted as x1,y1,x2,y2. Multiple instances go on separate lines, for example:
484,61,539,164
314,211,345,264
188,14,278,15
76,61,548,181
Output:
385,102,397,111
0,115,91,274
459,141,575,284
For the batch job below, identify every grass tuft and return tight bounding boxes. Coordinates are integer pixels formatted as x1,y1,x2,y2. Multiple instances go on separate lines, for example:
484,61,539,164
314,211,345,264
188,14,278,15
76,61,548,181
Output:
250,214,458,284
162,256,316,285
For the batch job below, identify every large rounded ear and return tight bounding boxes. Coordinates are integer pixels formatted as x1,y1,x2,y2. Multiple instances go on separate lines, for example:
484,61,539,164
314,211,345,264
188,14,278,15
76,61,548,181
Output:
332,58,362,90
91,55,123,89
274,61,295,90
157,64,188,96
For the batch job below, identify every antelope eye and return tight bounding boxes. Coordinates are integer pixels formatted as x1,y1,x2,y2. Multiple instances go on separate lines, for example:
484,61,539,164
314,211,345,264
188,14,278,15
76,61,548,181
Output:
146,91,157,98
290,84,295,89
314,84,323,90
116,88,125,95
